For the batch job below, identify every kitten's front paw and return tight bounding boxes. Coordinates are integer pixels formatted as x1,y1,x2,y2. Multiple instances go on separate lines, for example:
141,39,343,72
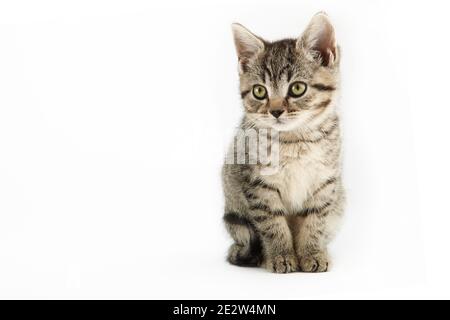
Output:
299,252,329,273
266,254,298,273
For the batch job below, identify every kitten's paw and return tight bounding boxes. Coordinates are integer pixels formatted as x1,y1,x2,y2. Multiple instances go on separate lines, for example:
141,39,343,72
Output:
299,252,329,273
266,254,298,273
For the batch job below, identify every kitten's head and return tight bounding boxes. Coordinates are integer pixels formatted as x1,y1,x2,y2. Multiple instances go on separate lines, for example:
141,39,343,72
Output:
232,13,340,131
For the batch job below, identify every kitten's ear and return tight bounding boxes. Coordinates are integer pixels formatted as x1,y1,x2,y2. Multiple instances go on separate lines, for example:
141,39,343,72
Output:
231,23,264,69
297,12,338,67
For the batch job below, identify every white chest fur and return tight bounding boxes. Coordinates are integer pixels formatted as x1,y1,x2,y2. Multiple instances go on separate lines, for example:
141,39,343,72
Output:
260,143,334,213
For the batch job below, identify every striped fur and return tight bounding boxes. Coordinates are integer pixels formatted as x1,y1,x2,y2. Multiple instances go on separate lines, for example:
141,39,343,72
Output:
223,13,345,273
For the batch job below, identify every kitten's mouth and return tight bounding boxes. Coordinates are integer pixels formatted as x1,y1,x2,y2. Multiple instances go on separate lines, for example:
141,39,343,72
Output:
262,116,303,131
250,114,300,131
268,118,290,128
274,118,289,124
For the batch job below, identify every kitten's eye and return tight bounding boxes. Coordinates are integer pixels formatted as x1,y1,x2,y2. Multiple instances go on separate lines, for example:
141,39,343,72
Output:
288,81,307,98
252,85,267,100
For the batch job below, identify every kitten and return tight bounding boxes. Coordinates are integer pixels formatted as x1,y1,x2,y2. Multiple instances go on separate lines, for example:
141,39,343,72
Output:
222,13,345,273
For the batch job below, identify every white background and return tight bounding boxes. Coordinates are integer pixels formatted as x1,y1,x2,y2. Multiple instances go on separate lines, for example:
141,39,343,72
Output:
0,0,449,299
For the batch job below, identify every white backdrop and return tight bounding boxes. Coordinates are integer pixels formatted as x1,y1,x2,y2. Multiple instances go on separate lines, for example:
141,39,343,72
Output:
0,0,449,299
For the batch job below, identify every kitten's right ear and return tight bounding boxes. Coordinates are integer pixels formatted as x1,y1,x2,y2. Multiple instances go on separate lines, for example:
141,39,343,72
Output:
231,23,264,71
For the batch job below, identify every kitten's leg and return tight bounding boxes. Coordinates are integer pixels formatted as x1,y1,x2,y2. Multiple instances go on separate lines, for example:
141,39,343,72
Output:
250,213,297,273
295,193,344,273
224,212,263,267
296,213,333,272
226,161,296,273
244,181,297,273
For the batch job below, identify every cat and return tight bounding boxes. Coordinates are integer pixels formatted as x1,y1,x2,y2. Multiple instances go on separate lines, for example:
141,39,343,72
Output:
222,13,345,273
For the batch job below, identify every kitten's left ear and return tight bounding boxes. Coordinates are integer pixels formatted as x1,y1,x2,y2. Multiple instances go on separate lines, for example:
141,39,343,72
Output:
231,23,265,73
297,12,338,67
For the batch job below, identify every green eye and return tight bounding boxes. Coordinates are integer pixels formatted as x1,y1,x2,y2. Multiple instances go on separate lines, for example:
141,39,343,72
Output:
252,85,267,100
289,81,307,97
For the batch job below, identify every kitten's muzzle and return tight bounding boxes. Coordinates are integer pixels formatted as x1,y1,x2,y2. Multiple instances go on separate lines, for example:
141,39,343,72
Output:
268,97,287,119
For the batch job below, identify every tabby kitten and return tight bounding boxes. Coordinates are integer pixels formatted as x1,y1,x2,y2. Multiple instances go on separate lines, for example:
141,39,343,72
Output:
222,13,345,273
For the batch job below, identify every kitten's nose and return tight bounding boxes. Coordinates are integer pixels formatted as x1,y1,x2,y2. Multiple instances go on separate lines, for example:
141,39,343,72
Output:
270,110,284,119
